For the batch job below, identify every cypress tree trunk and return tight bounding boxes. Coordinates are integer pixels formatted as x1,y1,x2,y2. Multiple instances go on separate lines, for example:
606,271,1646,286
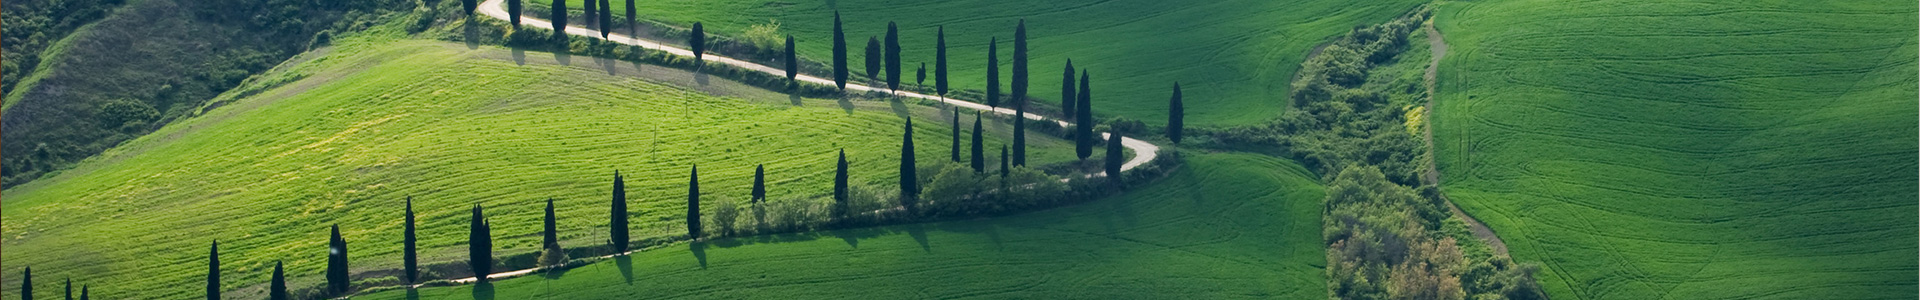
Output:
1061,60,1076,119
550,0,568,42
1106,132,1124,183
1012,20,1028,112
598,0,612,38
985,38,1000,108
1076,70,1093,160
404,197,417,284
691,23,707,62
972,113,986,173
752,165,767,203
900,118,919,208
951,111,961,162
469,205,492,283
508,0,522,29
206,242,217,300
935,26,948,97
833,12,848,90
785,36,798,82
1168,83,1184,144
885,22,902,93
865,37,882,86
269,262,287,300
611,171,629,251
327,225,348,294
687,165,702,238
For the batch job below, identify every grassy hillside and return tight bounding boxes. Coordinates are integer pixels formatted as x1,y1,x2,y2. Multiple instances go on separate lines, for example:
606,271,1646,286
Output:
1431,0,1917,299
0,38,1086,299
567,0,1424,127
360,152,1326,299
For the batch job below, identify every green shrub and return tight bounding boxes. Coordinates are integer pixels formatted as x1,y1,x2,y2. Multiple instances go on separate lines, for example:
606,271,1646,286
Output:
97,98,159,131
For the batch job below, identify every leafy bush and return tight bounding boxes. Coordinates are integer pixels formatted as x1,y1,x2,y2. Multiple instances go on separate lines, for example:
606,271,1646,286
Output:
741,19,783,54
97,98,159,131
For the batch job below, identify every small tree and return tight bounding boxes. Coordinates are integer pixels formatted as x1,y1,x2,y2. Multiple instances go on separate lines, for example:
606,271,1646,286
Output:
950,111,962,162
900,118,920,209
269,262,287,300
917,63,927,86
507,0,522,29
1000,145,1011,179
833,12,848,90
688,165,703,238
1013,96,1027,166
327,225,348,294
206,241,218,300
885,22,902,93
935,26,949,99
785,36,798,84
1168,82,1184,144
834,149,850,216
463,0,477,15
469,205,492,283
598,0,613,38
691,22,707,62
404,196,417,284
550,0,569,42
752,164,767,203
539,198,567,267
611,171,629,252
1012,20,1029,113
972,113,986,173
864,36,882,86
985,37,1000,108
1061,60,1076,118
77,286,86,300
1106,132,1124,183
1075,70,1093,160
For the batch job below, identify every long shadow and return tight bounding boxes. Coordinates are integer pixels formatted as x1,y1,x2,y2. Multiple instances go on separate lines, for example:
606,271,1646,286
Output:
471,282,496,300
788,86,804,106
834,227,862,249
541,263,572,279
837,97,856,114
551,39,572,66
615,255,635,285
694,67,711,87
906,223,931,252
690,241,708,269
596,56,619,75
407,289,420,300
511,48,527,65
463,18,480,50
888,97,912,119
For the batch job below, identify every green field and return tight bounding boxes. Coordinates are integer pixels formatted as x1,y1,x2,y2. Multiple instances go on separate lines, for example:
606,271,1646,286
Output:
359,152,1326,299
1431,0,1918,299
573,0,1425,126
0,37,1089,299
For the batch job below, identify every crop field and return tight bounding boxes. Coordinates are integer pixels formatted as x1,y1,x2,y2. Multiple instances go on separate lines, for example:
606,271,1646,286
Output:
359,152,1327,299
0,38,1091,299
1431,0,1917,299
569,0,1426,126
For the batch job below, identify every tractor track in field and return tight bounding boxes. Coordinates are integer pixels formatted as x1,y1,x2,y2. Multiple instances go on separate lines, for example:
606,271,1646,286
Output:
1418,18,1509,256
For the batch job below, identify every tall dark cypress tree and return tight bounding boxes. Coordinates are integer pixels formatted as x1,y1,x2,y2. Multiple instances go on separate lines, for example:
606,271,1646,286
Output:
691,22,707,62
624,0,635,35
463,0,477,15
550,0,569,42
985,37,1000,108
917,63,927,86
64,278,70,300
785,36,798,83
1076,70,1093,160
971,113,986,173
206,242,217,300
935,26,949,99
832,12,848,90
885,22,902,93
469,205,492,283
1012,20,1029,112
752,165,767,203
21,266,30,300
899,118,919,207
582,0,597,30
1014,93,1027,166
834,149,849,208
543,198,560,253
864,36,882,85
598,0,612,38
404,197,417,284
611,171,629,252
269,262,287,300
1106,132,1123,182
507,0,522,29
327,225,348,294
1000,145,1010,179
950,111,961,162
687,165,702,238
1061,60,1076,118
77,286,85,300
1168,82,1184,144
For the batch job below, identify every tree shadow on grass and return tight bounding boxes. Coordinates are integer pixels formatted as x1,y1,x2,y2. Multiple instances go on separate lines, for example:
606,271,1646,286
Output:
837,97,856,114
541,263,572,279
615,255,635,285
552,42,572,66
464,18,481,50
889,97,912,119
690,241,708,269
471,282,496,300
906,223,931,252
596,56,618,75
511,48,527,66
407,289,420,300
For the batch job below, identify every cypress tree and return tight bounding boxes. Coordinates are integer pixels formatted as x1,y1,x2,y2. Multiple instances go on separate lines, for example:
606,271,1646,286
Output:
885,22,902,93
404,196,417,284
1061,60,1076,119
1168,82,1184,144
625,0,635,35
691,22,707,62
687,165,702,238
550,0,568,41
611,171,629,252
582,0,597,30
900,118,919,207
1012,20,1028,112
1106,132,1123,182
865,37,882,85
77,286,85,300
327,225,348,294
971,113,985,173
752,165,767,203
1014,94,1027,167
985,37,1000,108
785,36,798,83
21,266,30,300
463,0,477,15
543,198,559,252
950,111,961,162
469,205,492,283
1076,70,1093,160
834,149,849,209
507,0,522,29
917,63,927,86
206,242,217,300
1000,145,1010,179
935,26,949,98
598,0,612,38
832,12,848,90
64,278,70,300
268,262,287,300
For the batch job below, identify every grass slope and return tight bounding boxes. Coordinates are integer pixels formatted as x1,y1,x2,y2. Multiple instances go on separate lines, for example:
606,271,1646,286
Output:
0,38,1084,299
362,152,1326,299
1431,0,1917,299
578,0,1424,126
